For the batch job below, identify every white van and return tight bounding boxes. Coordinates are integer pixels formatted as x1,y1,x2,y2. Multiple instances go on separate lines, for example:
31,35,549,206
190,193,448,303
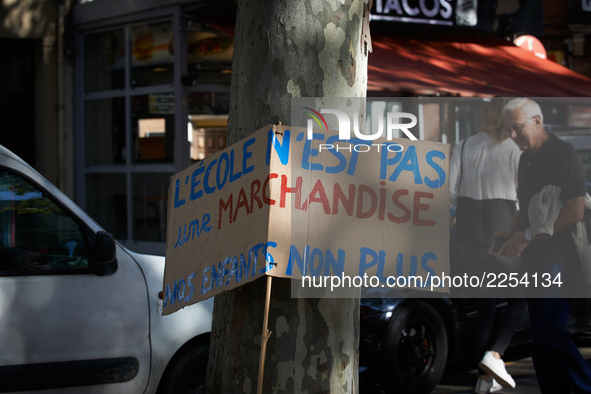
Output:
0,144,213,394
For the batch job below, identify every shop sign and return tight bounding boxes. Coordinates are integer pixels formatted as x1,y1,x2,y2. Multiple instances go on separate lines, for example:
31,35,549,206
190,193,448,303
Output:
372,0,461,26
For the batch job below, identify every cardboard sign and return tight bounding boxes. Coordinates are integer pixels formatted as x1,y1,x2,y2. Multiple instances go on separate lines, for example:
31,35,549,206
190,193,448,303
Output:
162,124,450,315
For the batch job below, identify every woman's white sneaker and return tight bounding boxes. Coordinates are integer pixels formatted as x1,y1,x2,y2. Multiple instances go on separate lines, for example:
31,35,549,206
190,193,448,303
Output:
478,351,516,389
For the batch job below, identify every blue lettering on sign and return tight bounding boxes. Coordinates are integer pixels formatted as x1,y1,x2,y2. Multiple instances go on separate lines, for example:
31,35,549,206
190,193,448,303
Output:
380,147,447,188
225,255,240,285
308,248,324,276
358,247,388,282
285,244,345,276
181,138,255,205
345,138,364,176
266,128,290,165
203,159,217,194
355,248,437,284
164,281,177,308
242,137,255,175
175,214,212,248
259,242,277,274
200,241,278,295
389,145,422,184
298,132,324,171
177,279,186,301
190,161,206,201
420,252,437,283
286,245,309,276
247,243,264,278
175,178,186,208
210,257,230,289
424,150,446,188
295,132,365,176
217,152,230,190
163,273,196,308
379,143,403,180
174,129,447,211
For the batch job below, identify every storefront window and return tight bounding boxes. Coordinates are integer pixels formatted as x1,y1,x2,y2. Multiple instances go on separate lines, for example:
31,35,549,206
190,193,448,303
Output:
132,173,172,242
187,91,229,160
86,172,171,243
186,23,233,84
132,93,174,162
131,22,174,87
84,97,125,166
184,22,233,161
83,29,125,93
188,114,227,161
85,173,126,240
568,104,591,127
454,104,482,144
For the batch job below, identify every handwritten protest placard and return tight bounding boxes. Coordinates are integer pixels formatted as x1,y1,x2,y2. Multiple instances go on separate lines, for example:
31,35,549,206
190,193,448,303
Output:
162,124,450,315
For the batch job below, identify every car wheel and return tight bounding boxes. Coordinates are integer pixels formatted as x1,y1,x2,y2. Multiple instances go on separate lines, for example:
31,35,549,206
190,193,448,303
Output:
158,343,209,394
382,300,448,394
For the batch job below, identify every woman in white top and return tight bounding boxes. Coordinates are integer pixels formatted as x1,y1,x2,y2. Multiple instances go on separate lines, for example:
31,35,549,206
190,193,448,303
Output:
449,97,526,394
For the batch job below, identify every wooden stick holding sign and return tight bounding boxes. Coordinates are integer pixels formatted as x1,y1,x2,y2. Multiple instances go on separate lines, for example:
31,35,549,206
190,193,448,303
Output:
258,122,277,393
257,275,273,394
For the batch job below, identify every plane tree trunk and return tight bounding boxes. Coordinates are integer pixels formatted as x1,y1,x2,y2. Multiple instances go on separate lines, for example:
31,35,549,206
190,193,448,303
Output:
206,0,372,392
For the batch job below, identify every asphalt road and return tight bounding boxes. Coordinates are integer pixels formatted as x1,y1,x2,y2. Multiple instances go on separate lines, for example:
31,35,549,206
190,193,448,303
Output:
433,345,591,394
362,334,591,394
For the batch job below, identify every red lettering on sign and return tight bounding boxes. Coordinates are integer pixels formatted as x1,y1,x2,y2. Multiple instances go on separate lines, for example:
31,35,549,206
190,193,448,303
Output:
388,189,411,223
413,192,435,227
301,179,331,214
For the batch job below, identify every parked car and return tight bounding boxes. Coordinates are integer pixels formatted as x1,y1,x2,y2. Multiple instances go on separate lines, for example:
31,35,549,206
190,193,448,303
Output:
359,127,591,393
360,295,591,393
0,144,213,394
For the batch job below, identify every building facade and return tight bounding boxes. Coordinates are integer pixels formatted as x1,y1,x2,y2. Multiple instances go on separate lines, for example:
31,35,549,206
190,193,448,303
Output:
2,0,591,255
0,1,65,189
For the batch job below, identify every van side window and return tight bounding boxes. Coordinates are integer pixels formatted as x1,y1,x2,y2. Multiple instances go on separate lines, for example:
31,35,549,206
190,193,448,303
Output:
0,170,89,274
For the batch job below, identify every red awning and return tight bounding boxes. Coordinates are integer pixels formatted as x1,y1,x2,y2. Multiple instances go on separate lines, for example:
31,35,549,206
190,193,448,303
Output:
368,35,591,97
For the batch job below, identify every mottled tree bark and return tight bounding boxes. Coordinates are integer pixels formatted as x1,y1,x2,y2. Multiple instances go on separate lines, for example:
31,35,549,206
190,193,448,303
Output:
206,0,371,392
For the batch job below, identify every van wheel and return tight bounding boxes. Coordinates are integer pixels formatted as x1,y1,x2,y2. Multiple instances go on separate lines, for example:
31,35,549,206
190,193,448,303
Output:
158,343,209,394
383,300,448,394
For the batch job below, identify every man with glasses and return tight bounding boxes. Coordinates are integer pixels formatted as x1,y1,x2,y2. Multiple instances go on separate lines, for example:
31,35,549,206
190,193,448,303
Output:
494,98,591,393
